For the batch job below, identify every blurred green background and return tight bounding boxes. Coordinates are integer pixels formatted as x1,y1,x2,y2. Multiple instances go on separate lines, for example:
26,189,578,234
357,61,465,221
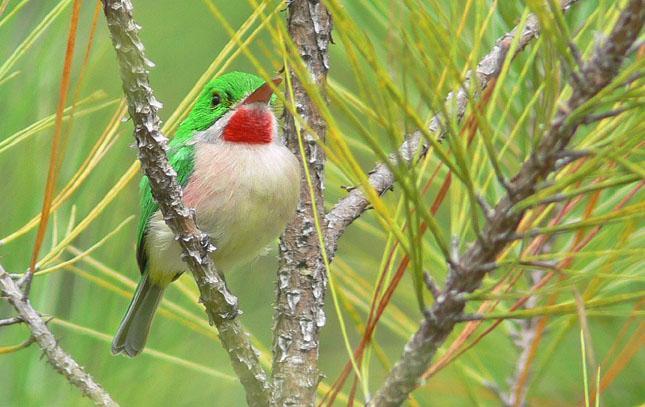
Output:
1,0,643,406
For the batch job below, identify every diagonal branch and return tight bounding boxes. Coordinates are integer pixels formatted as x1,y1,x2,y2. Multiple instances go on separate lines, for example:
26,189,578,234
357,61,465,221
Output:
499,256,552,407
100,1,270,405
322,2,586,403
369,1,644,405
324,0,582,256
0,265,117,406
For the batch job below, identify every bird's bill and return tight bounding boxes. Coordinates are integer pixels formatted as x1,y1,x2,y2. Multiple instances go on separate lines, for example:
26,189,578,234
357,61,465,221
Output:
242,77,282,105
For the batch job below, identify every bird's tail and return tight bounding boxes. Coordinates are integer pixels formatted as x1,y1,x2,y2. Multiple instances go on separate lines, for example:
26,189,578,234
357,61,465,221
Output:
112,272,164,357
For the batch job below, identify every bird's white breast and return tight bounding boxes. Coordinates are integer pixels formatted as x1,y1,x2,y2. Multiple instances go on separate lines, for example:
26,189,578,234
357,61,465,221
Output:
145,141,300,284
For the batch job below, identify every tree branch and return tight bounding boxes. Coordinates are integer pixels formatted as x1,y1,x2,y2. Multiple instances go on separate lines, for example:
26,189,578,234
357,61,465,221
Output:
499,268,546,407
100,1,270,405
0,265,117,406
321,1,584,403
271,1,332,406
0,315,24,327
369,1,643,404
324,0,582,256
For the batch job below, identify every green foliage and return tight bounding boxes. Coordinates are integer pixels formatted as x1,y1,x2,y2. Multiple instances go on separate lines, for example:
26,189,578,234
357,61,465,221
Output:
0,0,642,405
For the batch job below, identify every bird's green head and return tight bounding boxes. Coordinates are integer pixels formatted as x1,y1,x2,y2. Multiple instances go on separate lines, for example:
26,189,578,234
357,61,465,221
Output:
176,71,281,144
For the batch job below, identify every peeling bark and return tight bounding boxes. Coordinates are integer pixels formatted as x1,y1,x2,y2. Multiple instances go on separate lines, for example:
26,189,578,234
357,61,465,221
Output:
324,0,583,254
0,266,117,406
101,1,270,405
369,1,643,404
271,1,332,406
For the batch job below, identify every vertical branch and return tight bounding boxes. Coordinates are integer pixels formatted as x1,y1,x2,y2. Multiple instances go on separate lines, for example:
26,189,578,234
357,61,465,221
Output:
100,1,270,405
271,1,332,405
499,266,549,406
0,266,117,406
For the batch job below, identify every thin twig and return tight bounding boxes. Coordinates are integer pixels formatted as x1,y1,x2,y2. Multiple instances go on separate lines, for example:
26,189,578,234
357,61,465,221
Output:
369,1,643,405
0,336,36,355
581,108,630,124
0,265,117,406
0,316,24,327
499,246,553,407
100,1,270,405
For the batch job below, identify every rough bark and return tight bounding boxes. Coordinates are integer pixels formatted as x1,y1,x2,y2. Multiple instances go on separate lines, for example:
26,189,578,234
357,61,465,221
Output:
369,1,643,405
324,0,582,255
271,1,332,406
321,1,583,402
0,266,117,406
101,1,270,405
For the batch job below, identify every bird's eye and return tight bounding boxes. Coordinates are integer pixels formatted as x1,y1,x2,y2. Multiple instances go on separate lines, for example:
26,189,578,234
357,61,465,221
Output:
212,93,221,107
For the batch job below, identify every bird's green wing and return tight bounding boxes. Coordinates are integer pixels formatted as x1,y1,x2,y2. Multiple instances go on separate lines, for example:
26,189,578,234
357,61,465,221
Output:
136,139,195,273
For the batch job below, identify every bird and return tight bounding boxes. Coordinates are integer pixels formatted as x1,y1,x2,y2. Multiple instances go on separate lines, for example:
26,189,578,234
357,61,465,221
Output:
112,72,301,357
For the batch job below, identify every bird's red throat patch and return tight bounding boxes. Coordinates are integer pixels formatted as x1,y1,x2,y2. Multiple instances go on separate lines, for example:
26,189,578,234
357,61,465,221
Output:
222,105,274,144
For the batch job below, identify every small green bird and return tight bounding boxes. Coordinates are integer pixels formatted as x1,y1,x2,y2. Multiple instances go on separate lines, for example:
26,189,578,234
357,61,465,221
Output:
112,72,301,357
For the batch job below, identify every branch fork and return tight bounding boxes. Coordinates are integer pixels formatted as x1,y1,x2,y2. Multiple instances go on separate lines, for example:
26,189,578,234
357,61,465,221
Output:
369,1,643,404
